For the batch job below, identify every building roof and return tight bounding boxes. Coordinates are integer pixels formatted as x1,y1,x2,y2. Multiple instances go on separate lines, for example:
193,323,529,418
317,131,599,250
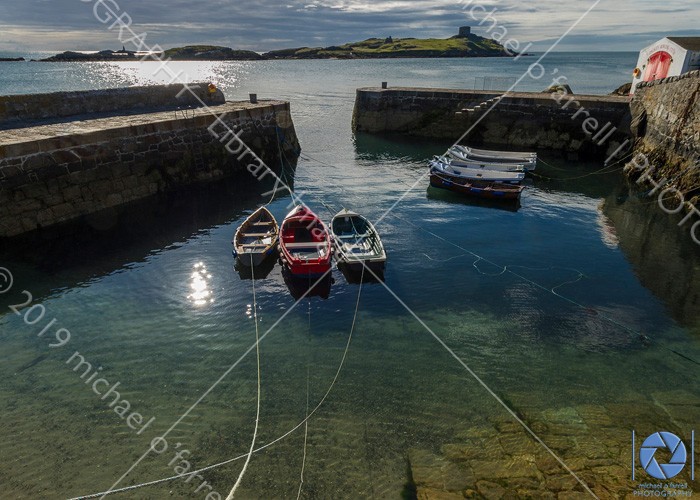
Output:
667,37,700,52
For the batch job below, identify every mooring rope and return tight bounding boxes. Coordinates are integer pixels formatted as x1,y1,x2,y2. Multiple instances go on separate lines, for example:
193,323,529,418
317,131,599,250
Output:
296,367,310,500
296,277,313,499
388,211,700,366
223,255,263,500
69,266,365,500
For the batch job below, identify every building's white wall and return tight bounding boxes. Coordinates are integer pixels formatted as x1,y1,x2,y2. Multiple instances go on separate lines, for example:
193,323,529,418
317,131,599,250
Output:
630,38,691,94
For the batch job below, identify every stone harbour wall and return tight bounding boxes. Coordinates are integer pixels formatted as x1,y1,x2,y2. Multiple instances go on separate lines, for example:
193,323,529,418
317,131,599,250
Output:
0,82,224,128
627,70,700,205
352,87,632,159
0,101,299,238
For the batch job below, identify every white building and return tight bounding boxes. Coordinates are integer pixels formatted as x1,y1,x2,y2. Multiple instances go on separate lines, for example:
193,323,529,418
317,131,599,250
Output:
630,37,700,94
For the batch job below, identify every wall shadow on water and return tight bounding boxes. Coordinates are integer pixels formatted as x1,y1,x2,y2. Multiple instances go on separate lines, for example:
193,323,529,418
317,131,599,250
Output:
0,171,295,307
353,132,454,163
603,184,700,332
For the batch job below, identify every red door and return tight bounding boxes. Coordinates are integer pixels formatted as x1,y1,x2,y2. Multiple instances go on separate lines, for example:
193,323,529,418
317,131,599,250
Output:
643,51,672,81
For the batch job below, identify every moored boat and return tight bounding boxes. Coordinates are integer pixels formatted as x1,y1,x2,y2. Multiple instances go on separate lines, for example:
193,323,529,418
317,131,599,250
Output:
232,206,279,267
429,168,524,201
453,144,537,162
443,153,527,172
330,209,387,273
279,205,332,277
448,147,536,171
429,157,525,184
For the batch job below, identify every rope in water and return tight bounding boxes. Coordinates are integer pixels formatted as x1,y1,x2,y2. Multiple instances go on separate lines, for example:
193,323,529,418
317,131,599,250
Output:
69,266,365,499
296,366,310,500
296,277,313,500
303,155,700,368
223,255,262,500
388,211,700,366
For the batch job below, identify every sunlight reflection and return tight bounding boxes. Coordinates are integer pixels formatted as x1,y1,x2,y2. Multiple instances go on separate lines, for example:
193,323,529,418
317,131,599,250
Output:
187,261,214,306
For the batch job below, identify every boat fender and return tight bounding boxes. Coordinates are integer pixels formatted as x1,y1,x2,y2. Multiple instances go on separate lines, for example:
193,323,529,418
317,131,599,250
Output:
632,68,640,77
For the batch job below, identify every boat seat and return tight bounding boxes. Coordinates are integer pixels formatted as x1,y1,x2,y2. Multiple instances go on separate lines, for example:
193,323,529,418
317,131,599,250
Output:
241,243,269,248
242,232,272,237
285,242,323,248
251,222,274,226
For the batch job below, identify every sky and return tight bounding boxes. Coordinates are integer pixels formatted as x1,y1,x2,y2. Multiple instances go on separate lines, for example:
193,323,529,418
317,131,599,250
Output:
0,0,698,53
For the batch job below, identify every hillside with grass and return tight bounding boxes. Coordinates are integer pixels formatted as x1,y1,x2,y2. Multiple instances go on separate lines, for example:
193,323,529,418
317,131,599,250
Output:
40,33,516,62
264,34,513,59
163,45,264,60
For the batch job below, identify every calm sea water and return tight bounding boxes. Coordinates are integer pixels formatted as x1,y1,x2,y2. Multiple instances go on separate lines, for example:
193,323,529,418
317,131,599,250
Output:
0,54,698,498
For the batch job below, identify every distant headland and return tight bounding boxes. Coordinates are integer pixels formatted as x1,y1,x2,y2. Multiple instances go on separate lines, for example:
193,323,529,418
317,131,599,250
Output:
36,28,520,62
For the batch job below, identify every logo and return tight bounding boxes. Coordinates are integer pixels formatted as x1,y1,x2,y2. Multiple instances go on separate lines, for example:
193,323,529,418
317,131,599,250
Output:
631,430,695,497
639,431,686,479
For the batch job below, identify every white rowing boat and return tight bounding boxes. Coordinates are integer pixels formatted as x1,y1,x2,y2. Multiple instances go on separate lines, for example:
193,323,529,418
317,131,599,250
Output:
330,209,386,272
442,152,526,172
452,144,537,163
448,147,537,171
429,157,525,184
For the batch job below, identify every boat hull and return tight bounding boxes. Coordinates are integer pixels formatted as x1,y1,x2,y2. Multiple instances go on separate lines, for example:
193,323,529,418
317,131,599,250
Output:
330,209,387,275
235,247,277,267
454,144,537,161
429,160,524,184
429,172,524,201
279,205,333,278
447,149,536,171
232,206,279,267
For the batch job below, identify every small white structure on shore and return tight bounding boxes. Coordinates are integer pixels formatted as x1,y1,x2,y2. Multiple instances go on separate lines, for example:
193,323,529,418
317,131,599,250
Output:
631,37,700,94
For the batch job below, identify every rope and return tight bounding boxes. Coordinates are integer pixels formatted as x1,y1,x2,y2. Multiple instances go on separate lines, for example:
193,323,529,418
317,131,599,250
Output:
223,255,262,499
296,275,312,499
531,159,625,181
69,264,365,500
387,211,700,366
296,366,310,500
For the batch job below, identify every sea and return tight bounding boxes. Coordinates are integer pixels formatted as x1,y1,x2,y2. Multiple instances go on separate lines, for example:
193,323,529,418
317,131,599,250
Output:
0,53,698,498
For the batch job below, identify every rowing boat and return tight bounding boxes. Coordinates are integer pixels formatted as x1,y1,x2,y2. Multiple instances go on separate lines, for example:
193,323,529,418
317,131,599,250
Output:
429,157,525,184
429,168,524,201
443,153,527,172
330,209,386,273
232,206,279,267
453,144,537,162
279,205,332,277
448,147,536,171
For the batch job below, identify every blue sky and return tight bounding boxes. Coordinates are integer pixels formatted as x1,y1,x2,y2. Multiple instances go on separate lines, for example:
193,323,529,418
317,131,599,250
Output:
0,0,698,53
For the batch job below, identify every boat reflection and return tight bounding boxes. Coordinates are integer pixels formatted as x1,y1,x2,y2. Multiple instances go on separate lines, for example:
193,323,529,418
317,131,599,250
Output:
337,262,385,284
281,268,333,300
233,253,277,280
426,186,521,212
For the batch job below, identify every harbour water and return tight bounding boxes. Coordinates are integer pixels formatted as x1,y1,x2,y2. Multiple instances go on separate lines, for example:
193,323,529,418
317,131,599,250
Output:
0,54,698,498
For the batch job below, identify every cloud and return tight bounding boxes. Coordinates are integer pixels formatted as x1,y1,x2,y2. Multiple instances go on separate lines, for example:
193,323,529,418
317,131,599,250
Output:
0,0,698,53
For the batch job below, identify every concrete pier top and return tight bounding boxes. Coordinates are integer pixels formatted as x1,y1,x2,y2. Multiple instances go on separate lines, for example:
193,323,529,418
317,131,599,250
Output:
356,86,632,104
0,100,289,157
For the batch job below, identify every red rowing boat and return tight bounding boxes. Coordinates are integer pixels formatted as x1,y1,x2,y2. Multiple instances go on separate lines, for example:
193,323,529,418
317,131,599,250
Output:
279,205,332,277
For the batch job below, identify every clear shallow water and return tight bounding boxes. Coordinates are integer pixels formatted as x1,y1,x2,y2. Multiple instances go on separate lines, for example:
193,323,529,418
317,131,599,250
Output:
0,54,698,498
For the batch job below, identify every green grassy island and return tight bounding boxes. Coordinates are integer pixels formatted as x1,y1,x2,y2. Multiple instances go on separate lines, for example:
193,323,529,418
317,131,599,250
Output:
40,31,517,62
167,33,514,60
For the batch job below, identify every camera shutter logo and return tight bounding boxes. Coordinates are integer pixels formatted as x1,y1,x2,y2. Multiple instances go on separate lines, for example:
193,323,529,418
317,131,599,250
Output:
639,431,687,480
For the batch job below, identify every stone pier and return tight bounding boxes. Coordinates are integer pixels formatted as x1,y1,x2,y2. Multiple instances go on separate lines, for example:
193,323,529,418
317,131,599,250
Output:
0,84,300,238
352,87,632,159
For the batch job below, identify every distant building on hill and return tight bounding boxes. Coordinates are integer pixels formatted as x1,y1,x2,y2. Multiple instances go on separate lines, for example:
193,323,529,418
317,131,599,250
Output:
458,26,471,37
631,37,700,94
